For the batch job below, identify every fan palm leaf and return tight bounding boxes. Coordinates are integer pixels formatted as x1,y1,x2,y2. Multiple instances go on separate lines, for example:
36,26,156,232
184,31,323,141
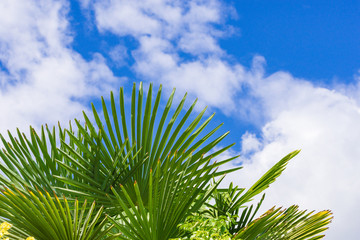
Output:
107,151,226,240
53,82,240,211
0,187,117,240
0,125,73,195
233,205,332,239
207,150,301,233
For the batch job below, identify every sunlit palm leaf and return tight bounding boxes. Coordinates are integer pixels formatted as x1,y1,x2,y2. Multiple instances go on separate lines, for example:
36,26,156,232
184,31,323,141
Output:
233,205,332,239
54,82,239,209
233,150,300,210
208,150,300,218
108,151,225,240
0,124,72,195
0,187,117,240
53,137,145,211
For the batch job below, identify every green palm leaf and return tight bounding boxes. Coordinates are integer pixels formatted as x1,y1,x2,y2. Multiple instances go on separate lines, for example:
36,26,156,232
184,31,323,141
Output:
107,151,226,240
0,187,117,240
208,150,300,218
0,125,71,195
53,82,239,211
231,150,300,212
233,205,332,239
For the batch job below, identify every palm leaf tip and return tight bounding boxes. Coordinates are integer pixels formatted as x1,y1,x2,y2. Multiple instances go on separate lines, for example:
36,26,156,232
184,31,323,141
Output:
237,150,301,205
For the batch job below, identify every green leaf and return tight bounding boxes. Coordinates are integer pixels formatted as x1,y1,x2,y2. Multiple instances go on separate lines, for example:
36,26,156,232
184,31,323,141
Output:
233,205,332,240
0,187,115,240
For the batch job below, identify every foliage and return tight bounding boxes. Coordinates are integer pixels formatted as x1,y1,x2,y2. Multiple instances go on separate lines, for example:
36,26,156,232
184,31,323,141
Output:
106,153,226,240
233,206,332,240
0,82,332,239
169,150,333,240
206,150,302,234
172,204,332,240
173,214,234,240
0,187,116,240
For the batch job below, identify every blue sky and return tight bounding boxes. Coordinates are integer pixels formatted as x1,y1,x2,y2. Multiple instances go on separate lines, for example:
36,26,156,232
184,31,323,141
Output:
69,0,360,83
227,0,360,83
0,0,359,239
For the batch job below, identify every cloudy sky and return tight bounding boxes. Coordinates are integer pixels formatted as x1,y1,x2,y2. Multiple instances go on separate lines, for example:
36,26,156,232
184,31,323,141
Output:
0,0,359,239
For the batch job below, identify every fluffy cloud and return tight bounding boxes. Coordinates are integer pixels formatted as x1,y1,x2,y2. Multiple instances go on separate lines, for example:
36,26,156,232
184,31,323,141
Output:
133,36,244,112
85,0,240,112
220,61,360,239
0,0,120,135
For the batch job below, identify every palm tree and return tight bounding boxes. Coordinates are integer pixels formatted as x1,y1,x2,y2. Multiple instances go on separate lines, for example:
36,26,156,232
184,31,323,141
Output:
0,82,332,239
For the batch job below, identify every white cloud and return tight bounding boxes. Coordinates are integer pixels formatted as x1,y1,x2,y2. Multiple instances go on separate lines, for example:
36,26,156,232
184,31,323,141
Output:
161,59,244,112
86,0,240,112
178,32,222,55
132,35,245,111
0,0,120,135
94,0,162,37
220,65,360,239
109,44,128,67
240,132,261,155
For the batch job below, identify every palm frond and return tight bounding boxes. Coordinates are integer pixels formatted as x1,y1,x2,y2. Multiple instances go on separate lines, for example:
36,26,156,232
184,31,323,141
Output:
0,187,117,240
208,150,300,218
0,124,71,195
233,205,332,240
53,82,239,211
108,151,226,240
